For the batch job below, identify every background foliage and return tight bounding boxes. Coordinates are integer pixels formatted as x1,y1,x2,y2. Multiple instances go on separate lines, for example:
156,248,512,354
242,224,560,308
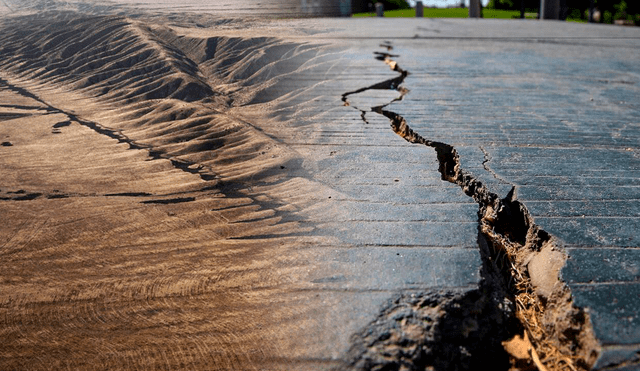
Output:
486,0,639,23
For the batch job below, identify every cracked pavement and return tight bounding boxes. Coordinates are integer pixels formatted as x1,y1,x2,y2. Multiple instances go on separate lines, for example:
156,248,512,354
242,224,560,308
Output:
299,18,640,370
0,5,639,370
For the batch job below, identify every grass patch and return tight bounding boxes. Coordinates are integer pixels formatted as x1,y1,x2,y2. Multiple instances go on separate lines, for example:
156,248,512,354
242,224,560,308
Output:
353,8,537,19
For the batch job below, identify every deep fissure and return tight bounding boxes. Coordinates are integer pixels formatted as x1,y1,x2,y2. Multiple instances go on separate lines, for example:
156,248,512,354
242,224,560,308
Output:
341,45,600,371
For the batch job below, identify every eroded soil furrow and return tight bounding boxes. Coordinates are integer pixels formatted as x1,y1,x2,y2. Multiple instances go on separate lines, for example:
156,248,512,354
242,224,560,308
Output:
342,46,600,371
0,76,220,182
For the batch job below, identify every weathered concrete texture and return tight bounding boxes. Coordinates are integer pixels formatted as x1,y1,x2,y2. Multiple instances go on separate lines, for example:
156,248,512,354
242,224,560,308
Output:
333,19,639,369
305,247,480,290
226,17,640,369
215,16,639,368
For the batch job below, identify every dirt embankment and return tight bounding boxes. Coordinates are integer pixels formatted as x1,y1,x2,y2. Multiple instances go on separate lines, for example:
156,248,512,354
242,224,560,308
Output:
0,10,344,370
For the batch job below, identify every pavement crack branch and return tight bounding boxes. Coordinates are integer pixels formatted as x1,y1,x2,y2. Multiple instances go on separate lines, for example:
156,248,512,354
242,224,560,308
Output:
480,145,515,186
341,45,600,371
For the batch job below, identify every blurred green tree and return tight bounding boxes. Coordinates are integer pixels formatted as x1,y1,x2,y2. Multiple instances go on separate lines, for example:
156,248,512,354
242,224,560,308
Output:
594,0,639,22
379,0,411,10
486,0,538,11
486,0,639,23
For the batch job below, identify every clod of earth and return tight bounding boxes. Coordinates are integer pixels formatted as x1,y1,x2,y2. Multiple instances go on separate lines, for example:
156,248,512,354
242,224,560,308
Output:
341,45,600,371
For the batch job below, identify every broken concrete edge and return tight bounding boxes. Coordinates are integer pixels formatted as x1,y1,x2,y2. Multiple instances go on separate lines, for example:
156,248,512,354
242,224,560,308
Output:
340,44,601,370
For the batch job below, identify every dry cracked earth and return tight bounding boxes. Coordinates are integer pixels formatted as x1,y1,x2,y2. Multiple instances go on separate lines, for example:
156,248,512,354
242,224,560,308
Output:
1,1,640,371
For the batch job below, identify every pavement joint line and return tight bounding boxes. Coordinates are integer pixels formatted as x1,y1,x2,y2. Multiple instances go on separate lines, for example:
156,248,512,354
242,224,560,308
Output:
292,245,479,249
537,216,640,219
289,286,480,293
320,220,479,223
600,344,640,350
329,244,479,248
305,36,640,40
509,199,640,202
566,281,640,287
339,42,601,370
565,246,640,250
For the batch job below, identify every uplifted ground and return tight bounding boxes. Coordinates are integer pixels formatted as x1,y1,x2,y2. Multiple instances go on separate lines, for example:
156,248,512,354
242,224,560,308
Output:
0,2,639,371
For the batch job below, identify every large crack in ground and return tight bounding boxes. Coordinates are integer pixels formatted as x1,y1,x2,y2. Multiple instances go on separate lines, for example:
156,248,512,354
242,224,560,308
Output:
339,43,600,371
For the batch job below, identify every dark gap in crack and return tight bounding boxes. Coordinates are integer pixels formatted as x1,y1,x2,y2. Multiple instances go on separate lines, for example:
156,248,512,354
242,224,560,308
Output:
360,110,370,124
341,72,408,107
380,42,394,51
376,108,458,183
341,57,409,128
374,51,399,61
340,44,600,371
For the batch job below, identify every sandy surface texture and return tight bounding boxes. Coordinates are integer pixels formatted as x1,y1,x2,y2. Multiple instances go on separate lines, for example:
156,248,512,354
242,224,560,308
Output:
1,1,640,371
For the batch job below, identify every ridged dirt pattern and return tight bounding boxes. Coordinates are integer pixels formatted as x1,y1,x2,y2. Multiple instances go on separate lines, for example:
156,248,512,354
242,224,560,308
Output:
341,44,600,371
0,13,331,185
0,11,342,371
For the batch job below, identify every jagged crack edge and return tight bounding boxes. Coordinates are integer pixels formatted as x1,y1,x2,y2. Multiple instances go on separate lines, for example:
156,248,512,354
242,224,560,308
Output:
340,46,601,371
